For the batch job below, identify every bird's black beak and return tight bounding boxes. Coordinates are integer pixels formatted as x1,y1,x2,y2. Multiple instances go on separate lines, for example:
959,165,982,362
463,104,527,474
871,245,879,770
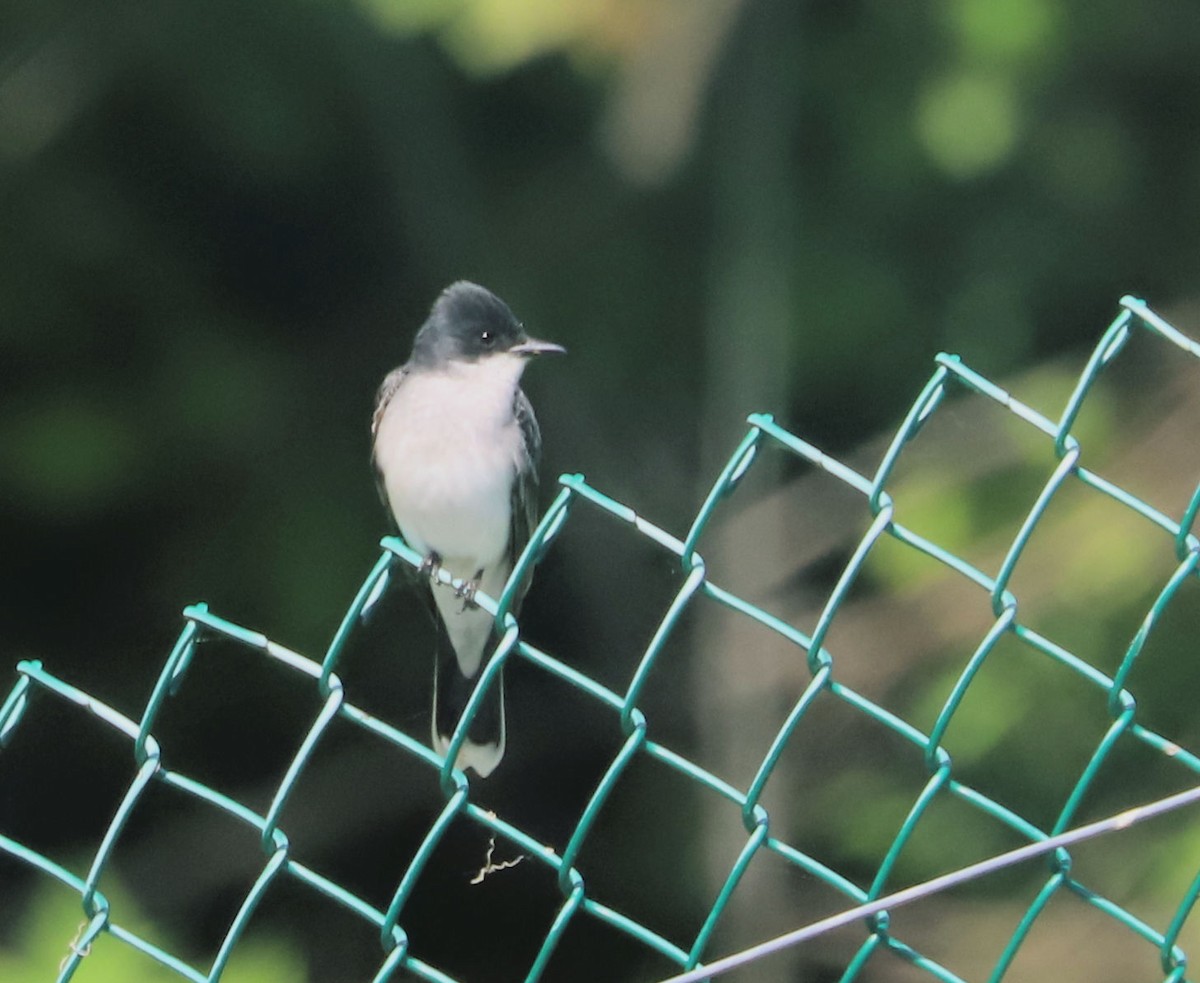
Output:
511,337,567,357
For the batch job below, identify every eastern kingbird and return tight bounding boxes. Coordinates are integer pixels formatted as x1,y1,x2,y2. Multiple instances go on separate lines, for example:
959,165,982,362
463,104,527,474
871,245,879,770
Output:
371,281,565,777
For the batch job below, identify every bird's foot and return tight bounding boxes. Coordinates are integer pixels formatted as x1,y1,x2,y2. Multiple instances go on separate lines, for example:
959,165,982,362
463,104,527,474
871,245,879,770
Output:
456,569,484,611
418,551,443,583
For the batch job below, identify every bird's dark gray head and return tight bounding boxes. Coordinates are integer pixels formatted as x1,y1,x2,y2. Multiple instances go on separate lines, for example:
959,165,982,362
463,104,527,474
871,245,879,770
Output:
409,281,565,367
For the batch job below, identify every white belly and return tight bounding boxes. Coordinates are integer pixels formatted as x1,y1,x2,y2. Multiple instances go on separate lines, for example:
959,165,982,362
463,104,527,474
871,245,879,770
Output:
374,364,523,574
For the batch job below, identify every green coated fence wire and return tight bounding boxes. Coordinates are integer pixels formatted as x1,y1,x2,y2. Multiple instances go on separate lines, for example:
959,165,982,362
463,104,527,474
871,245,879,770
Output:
661,783,1200,983
3,294,1200,982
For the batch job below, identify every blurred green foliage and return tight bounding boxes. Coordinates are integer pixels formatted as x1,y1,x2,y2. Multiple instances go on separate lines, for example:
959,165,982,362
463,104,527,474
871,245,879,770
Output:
0,877,305,983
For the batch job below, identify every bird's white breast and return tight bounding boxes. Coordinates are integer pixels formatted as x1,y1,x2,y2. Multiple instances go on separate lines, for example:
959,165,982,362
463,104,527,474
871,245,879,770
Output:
374,356,526,572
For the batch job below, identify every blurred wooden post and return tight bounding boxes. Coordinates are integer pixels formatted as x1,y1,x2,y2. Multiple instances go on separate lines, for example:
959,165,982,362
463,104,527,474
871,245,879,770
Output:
698,0,804,975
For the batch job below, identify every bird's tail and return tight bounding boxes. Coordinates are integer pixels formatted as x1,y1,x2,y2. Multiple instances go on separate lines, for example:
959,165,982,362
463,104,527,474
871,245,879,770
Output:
432,640,505,778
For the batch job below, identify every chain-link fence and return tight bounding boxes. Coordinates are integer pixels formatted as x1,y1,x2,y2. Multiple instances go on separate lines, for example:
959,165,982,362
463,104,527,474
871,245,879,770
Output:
3,296,1199,982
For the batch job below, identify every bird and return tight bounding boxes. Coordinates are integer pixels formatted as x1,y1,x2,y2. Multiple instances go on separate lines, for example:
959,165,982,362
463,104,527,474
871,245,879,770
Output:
370,281,565,777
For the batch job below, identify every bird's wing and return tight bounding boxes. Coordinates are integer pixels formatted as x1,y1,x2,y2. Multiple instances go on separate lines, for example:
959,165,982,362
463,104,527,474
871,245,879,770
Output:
372,365,408,437
370,365,408,523
506,388,542,613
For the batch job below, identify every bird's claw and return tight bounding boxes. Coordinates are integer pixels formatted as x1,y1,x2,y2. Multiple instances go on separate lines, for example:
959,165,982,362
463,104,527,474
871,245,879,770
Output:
456,569,484,611
418,551,443,583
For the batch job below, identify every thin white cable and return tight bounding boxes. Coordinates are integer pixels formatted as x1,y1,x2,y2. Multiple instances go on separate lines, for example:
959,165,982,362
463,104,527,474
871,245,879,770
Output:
659,782,1200,983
